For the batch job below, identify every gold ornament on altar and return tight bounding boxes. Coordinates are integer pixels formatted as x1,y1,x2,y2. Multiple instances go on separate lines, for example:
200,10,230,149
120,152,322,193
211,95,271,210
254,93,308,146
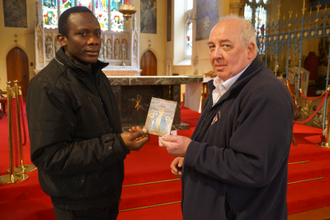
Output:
119,1,137,19
135,95,142,111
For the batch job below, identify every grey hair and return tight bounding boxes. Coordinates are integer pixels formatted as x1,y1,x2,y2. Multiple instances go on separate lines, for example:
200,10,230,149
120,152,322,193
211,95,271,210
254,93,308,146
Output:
219,14,258,52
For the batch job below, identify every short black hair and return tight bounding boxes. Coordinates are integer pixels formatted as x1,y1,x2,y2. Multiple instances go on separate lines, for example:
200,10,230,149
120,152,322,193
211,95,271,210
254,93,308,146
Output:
58,6,93,38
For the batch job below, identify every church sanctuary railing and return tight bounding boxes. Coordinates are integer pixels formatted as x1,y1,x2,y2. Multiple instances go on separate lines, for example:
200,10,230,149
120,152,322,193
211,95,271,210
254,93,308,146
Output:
264,0,330,129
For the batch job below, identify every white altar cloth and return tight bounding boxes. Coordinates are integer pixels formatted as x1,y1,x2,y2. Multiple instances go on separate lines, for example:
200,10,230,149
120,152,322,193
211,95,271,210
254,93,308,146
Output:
184,82,202,113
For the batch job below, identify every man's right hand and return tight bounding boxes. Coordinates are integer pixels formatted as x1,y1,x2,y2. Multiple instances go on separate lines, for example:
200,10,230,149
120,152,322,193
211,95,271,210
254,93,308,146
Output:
121,127,149,151
170,157,184,179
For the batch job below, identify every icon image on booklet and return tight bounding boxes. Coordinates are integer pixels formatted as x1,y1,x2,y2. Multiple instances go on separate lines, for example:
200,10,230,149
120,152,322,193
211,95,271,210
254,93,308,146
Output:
145,97,177,136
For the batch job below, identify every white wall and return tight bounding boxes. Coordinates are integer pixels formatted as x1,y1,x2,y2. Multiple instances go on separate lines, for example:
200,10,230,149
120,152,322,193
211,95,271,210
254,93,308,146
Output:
0,0,36,90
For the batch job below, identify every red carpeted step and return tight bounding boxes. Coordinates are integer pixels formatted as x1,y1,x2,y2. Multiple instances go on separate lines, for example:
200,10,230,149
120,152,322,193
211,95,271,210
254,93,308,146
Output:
1,105,330,218
0,196,55,220
0,171,48,205
180,106,201,127
288,159,330,182
123,135,178,185
288,136,330,162
287,177,330,214
293,124,323,134
120,179,182,211
118,202,182,220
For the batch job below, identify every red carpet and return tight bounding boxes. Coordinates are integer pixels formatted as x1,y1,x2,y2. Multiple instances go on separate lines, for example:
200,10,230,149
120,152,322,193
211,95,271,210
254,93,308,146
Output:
0,105,330,219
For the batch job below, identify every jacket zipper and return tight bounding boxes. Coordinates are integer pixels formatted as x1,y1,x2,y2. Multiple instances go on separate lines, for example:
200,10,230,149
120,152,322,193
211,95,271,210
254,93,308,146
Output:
79,173,86,191
196,99,211,139
85,73,114,132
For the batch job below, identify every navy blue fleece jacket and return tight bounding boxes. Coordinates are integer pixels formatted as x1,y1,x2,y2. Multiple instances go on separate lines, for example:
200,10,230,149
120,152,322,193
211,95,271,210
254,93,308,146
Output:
181,57,294,220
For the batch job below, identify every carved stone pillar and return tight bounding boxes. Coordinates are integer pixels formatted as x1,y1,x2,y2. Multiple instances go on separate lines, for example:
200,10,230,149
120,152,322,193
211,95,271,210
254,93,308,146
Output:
230,0,243,16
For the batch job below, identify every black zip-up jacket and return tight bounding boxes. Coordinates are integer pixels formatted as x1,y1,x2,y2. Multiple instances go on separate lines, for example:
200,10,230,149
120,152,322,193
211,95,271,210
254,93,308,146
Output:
26,47,129,210
181,57,294,219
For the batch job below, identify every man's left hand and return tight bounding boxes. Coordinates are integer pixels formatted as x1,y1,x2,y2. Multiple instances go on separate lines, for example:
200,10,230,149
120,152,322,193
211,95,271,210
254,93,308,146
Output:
161,135,191,157
128,126,149,141
121,127,149,151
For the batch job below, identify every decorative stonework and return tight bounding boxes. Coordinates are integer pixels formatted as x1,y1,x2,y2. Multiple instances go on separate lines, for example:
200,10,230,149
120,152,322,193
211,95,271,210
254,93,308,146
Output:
106,38,112,59
108,76,203,86
45,35,53,60
34,2,141,74
36,23,44,67
230,2,243,16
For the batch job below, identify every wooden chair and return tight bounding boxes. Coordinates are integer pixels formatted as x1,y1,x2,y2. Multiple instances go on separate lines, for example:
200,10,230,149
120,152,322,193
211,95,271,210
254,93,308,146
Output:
284,79,299,146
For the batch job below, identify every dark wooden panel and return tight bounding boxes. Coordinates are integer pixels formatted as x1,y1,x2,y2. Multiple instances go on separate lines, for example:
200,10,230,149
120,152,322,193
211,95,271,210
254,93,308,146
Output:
6,47,29,101
140,50,157,76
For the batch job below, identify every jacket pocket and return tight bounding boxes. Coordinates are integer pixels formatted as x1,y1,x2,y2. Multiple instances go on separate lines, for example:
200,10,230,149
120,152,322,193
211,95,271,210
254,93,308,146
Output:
78,173,86,192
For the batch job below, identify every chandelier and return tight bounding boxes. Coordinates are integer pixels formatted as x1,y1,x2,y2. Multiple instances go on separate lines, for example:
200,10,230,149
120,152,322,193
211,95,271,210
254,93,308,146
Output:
119,1,137,19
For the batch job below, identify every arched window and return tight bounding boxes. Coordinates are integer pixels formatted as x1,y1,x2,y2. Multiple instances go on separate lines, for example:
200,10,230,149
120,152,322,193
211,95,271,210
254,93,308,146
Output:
244,0,269,54
42,0,125,32
185,0,193,58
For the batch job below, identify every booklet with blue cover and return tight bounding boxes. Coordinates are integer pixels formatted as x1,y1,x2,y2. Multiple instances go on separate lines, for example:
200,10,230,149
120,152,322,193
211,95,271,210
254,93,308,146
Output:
145,97,177,136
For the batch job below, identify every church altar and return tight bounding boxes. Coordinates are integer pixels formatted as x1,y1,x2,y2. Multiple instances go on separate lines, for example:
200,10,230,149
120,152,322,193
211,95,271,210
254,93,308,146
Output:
103,66,141,76
108,76,203,131
33,2,204,132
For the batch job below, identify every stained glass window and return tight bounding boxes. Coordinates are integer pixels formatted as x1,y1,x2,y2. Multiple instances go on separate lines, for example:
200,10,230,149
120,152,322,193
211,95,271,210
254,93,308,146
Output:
244,4,253,24
255,6,267,37
95,0,109,31
185,0,193,58
186,23,193,56
42,0,125,32
255,6,267,53
77,0,92,9
43,0,58,29
60,0,74,15
244,0,269,54
110,0,124,32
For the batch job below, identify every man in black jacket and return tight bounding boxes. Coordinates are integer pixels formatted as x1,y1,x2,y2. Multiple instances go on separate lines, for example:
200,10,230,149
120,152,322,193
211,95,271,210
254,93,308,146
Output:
26,6,149,220
162,15,294,219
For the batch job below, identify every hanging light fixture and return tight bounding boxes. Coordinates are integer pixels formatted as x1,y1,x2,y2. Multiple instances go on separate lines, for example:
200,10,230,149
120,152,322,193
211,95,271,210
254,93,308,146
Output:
119,0,137,19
